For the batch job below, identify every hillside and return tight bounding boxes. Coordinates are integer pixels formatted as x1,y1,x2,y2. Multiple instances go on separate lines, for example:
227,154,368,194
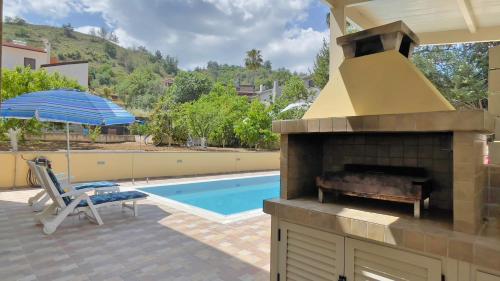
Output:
2,22,299,113
3,22,178,87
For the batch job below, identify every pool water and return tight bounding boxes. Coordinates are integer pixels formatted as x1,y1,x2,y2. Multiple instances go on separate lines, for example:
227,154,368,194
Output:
139,175,280,215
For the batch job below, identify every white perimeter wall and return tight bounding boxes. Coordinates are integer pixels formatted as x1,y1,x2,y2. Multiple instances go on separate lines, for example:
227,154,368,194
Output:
42,63,89,87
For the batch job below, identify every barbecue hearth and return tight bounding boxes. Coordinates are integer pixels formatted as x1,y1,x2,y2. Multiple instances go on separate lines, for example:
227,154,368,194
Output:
316,164,432,218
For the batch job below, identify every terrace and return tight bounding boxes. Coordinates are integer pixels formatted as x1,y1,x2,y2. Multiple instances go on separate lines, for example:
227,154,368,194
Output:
0,173,273,281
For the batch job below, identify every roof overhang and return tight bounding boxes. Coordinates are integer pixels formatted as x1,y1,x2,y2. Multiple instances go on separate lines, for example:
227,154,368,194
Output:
323,0,500,44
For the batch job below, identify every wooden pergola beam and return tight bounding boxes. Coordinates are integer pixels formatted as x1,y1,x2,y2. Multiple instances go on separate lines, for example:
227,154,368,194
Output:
456,0,478,33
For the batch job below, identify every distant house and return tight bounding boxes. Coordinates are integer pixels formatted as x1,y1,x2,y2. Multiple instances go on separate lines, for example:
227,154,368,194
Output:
1,41,89,87
236,84,256,97
41,60,89,88
255,81,282,104
2,41,47,70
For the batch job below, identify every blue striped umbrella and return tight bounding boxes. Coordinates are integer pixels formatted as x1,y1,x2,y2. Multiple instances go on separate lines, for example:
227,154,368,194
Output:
0,89,135,183
0,89,135,126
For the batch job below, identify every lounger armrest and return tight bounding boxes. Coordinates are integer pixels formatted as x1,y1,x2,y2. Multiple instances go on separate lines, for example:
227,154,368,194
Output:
60,190,87,198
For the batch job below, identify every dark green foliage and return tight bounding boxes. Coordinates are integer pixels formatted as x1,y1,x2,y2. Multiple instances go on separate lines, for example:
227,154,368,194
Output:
272,76,314,120
5,16,27,25
200,62,292,90
312,39,329,90
235,100,277,149
170,71,213,103
15,28,29,38
104,42,117,59
413,42,500,109
245,49,263,70
115,67,166,110
62,23,75,38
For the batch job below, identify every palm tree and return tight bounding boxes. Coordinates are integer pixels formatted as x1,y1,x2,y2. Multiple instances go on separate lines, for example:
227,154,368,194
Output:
245,49,263,70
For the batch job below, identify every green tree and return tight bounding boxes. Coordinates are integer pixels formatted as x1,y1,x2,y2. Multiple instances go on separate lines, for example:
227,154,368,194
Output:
206,83,249,147
170,71,212,103
115,67,166,110
149,89,194,146
62,23,75,38
312,39,329,89
272,76,313,120
281,76,311,102
1,67,84,140
235,100,277,149
245,49,263,70
184,95,219,141
413,43,499,109
104,42,117,59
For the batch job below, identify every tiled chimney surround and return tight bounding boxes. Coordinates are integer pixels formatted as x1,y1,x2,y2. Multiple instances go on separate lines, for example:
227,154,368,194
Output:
273,111,493,234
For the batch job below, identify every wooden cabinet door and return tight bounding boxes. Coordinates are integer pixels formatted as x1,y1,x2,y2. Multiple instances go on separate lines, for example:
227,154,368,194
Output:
476,271,500,281
278,221,345,281
345,238,442,281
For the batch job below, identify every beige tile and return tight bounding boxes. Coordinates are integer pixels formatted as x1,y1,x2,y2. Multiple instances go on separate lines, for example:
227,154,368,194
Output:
367,223,385,242
474,243,500,270
384,226,403,246
272,121,281,133
332,118,347,132
489,45,500,69
346,116,363,131
403,230,425,251
319,118,333,132
448,239,474,263
336,216,351,234
489,69,500,94
363,116,379,131
351,219,368,237
424,233,448,256
307,119,320,132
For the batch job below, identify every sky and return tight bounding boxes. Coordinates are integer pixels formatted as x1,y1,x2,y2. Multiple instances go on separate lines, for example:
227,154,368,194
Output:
4,0,330,72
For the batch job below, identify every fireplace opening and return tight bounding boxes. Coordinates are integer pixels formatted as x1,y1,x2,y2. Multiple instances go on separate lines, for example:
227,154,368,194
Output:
285,132,454,218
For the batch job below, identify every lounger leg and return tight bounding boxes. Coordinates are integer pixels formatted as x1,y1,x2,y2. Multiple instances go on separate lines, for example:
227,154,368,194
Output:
86,201,103,225
318,189,324,203
32,194,51,212
28,189,46,206
42,199,82,235
133,201,138,217
34,203,57,224
414,200,421,218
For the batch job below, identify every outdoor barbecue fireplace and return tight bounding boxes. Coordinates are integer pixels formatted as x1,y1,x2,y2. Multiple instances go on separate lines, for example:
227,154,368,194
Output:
273,20,493,234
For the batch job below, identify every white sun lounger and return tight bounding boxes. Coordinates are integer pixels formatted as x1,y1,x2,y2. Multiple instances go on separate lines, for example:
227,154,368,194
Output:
27,161,120,211
34,164,148,235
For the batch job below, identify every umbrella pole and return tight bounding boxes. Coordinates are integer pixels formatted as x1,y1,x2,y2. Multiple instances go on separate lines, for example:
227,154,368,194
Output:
66,122,71,185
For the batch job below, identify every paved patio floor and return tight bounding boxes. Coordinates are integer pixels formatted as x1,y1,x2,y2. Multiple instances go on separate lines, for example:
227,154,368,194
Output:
0,173,273,281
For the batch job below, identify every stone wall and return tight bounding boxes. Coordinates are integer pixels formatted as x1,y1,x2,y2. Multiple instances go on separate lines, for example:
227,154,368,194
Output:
453,132,488,234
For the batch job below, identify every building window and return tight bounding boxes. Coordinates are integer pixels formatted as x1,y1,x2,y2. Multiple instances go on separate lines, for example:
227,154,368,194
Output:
24,58,36,69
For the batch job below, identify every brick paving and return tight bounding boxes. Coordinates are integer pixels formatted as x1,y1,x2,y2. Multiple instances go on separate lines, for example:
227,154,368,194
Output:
0,174,272,281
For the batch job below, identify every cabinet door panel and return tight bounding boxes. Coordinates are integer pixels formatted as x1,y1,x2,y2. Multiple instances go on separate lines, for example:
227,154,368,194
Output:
476,271,500,281
279,221,344,281
346,238,442,281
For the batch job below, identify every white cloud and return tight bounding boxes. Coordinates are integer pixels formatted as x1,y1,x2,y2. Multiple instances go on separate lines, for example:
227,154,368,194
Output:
4,0,84,19
5,0,330,72
74,25,99,35
265,28,329,73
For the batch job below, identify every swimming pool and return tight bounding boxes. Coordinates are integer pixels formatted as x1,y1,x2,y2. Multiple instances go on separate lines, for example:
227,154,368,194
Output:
139,175,280,216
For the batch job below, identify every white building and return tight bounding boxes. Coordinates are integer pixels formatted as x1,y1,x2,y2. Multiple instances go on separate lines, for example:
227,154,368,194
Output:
1,41,48,70
1,41,89,87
